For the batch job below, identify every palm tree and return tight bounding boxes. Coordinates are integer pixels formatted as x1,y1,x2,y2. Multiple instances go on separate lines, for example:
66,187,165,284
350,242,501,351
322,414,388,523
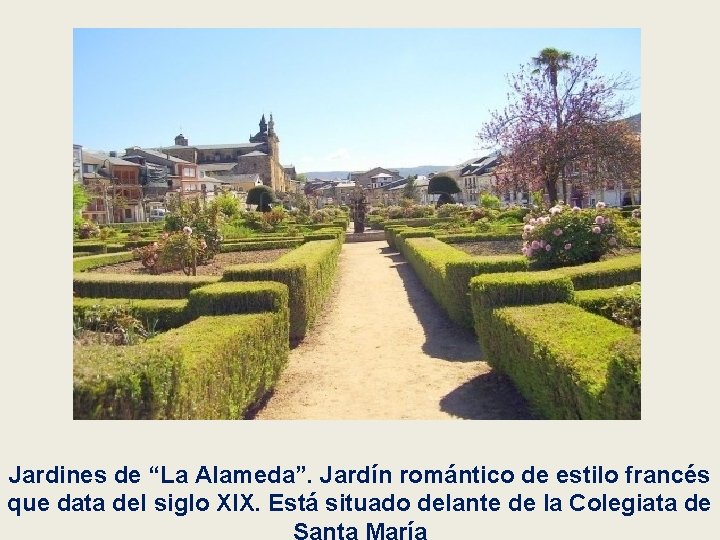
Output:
533,47,573,203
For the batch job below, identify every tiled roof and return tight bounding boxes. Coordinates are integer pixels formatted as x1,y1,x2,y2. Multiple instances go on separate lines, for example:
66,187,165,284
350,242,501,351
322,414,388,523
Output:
198,163,238,172
130,147,190,163
83,151,140,167
197,143,264,150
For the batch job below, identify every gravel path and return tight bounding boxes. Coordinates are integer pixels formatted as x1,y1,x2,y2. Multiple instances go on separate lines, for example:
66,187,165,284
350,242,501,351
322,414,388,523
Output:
255,240,533,420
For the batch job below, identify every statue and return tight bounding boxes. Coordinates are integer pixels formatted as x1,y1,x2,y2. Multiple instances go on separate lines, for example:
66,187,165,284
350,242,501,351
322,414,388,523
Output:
349,187,368,233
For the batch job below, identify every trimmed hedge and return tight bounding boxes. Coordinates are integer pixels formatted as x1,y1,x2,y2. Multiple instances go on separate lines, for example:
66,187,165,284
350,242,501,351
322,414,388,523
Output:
473,302,639,419
386,227,436,250
73,242,106,254
554,254,641,290
106,222,164,231
106,243,128,253
73,273,220,299
74,312,289,420
123,239,156,249
470,272,575,311
399,237,474,315
445,256,530,326
303,228,345,242
222,239,342,340
73,297,189,330
187,281,287,317
73,252,134,273
377,217,452,229
73,281,290,331
573,283,641,327
221,235,303,244
398,237,529,327
221,239,304,253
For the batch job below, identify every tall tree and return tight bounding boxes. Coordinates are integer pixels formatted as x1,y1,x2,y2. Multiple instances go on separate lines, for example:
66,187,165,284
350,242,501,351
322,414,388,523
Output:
532,48,573,201
73,182,89,227
402,175,419,201
479,53,637,204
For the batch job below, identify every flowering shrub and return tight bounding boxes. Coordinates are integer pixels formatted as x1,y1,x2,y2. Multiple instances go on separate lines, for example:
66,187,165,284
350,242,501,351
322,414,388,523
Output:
522,202,623,268
311,209,335,223
164,198,221,257
469,207,499,222
473,218,492,233
77,221,100,239
386,205,404,219
498,205,530,223
133,231,206,275
261,207,286,231
403,205,435,218
436,204,466,219
98,227,119,241
478,193,502,210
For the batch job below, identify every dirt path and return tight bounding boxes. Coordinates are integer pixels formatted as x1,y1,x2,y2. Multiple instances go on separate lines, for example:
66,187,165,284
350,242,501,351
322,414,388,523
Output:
255,240,533,420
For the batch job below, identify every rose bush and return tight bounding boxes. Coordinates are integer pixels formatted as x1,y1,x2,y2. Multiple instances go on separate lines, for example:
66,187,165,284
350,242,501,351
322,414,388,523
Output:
521,202,623,268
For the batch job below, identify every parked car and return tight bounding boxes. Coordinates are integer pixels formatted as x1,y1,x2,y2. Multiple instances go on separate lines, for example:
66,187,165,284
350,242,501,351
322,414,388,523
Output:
148,208,166,221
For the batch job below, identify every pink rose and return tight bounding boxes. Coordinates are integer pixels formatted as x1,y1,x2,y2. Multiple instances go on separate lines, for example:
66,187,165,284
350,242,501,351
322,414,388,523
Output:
545,244,551,252
564,243,572,250
531,240,540,249
608,237,617,246
592,226,601,234
594,215,605,225
553,228,563,236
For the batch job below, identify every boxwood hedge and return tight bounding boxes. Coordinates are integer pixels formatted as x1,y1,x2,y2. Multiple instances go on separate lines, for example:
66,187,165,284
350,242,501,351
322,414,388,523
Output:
73,252,134,273
222,239,342,340
73,273,220,299
74,312,289,420
473,301,639,419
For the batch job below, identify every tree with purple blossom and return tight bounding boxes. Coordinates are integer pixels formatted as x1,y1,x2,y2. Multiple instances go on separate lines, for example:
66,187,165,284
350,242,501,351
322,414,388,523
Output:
479,50,640,205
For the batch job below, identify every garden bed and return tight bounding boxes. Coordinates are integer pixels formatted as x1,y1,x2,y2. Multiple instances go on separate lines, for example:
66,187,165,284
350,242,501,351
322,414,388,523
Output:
453,240,523,256
86,249,293,276
455,240,639,260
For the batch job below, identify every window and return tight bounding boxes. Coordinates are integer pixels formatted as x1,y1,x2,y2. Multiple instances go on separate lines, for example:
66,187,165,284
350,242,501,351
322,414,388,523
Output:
124,209,132,219
182,167,196,178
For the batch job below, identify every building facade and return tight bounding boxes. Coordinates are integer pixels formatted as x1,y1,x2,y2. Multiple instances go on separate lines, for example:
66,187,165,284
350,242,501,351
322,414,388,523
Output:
153,114,293,195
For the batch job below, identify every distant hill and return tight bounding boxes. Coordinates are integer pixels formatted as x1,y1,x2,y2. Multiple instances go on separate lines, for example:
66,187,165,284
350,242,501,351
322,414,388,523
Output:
623,113,641,134
301,165,451,181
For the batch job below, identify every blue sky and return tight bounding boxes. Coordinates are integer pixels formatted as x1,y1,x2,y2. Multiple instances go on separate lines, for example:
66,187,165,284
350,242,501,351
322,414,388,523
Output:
73,28,640,172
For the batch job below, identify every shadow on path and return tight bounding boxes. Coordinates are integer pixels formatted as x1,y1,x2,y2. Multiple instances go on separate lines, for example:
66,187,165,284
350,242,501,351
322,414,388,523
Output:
440,372,536,419
381,247,481,362
381,246,534,419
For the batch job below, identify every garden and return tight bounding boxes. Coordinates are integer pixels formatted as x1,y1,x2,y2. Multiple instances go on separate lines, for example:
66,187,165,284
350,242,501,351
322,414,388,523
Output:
73,186,347,420
383,197,641,420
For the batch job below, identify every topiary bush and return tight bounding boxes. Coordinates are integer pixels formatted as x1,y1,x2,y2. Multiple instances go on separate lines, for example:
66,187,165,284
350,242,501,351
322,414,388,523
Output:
246,185,277,212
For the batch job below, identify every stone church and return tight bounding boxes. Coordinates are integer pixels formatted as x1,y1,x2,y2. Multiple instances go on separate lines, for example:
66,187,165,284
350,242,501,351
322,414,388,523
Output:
155,114,295,193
